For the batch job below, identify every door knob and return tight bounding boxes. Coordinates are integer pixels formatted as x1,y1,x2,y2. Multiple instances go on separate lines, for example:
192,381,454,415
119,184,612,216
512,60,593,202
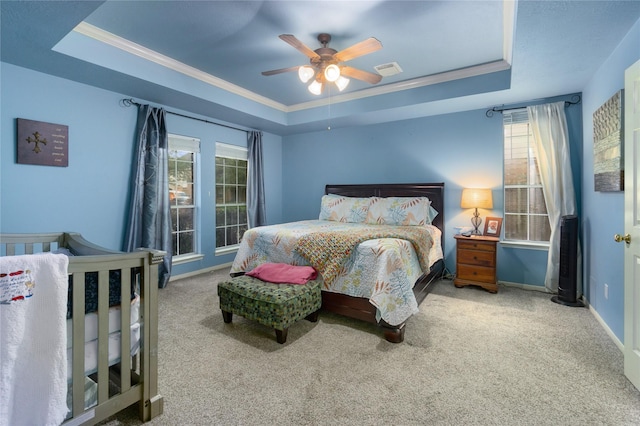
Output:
614,233,631,244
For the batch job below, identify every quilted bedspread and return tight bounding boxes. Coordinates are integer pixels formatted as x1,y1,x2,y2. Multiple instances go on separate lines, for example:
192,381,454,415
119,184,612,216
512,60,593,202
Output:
230,220,442,326
295,225,432,286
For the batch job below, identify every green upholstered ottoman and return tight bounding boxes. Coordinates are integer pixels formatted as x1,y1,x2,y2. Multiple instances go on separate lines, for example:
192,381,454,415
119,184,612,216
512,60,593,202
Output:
217,275,322,344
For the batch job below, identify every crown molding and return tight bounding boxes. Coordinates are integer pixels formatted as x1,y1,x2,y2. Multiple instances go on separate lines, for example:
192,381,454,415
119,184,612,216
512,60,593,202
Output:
502,0,516,66
74,18,512,114
287,60,511,112
73,22,288,112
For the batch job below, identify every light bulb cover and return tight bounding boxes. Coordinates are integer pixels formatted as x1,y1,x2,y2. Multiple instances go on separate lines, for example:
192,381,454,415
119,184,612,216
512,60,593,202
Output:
308,80,323,95
335,76,350,91
298,66,315,83
324,64,341,82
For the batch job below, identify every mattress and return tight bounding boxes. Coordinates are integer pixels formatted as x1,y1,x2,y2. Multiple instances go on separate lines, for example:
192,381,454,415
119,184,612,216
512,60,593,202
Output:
66,295,141,380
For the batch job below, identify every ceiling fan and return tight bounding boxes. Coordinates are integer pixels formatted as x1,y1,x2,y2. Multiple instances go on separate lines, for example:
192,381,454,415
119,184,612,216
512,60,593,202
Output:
262,33,383,95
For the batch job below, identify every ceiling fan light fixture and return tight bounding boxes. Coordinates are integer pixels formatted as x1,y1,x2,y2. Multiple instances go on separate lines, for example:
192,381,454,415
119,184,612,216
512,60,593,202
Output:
298,65,315,83
335,76,350,91
263,33,384,94
324,64,341,82
308,79,323,95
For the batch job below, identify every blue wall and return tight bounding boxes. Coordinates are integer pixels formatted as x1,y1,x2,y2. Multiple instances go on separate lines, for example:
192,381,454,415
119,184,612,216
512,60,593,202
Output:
0,63,283,276
281,110,500,275
0,63,583,288
281,103,582,283
581,18,640,341
1,64,137,247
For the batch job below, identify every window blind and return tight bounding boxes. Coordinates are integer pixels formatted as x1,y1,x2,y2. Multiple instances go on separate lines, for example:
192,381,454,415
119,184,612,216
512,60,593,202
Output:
216,142,247,160
502,109,528,125
169,134,200,152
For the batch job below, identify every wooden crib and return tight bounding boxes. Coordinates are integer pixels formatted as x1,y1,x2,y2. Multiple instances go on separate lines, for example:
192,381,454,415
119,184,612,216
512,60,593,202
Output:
1,232,164,425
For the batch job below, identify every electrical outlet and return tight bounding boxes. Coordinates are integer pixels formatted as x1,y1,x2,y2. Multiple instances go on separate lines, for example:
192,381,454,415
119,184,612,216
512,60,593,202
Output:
604,283,609,300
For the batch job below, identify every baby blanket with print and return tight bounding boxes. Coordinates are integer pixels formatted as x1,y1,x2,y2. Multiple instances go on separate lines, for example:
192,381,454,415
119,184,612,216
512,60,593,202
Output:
0,252,69,426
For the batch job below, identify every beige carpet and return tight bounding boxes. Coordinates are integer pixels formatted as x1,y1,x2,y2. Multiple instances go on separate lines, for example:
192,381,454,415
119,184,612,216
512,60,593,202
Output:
100,268,640,425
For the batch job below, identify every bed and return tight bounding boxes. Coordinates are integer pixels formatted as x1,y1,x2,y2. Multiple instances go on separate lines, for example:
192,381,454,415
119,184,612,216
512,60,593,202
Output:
0,232,164,425
230,182,445,343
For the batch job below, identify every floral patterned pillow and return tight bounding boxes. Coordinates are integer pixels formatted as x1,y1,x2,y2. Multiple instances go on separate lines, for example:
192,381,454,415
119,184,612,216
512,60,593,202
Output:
319,194,370,223
366,196,437,226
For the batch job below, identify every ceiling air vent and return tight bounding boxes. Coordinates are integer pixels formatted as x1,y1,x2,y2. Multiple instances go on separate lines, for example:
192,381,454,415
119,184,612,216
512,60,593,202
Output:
374,62,403,77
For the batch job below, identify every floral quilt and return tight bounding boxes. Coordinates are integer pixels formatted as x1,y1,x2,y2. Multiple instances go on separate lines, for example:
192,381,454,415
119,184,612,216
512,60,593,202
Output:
230,220,443,326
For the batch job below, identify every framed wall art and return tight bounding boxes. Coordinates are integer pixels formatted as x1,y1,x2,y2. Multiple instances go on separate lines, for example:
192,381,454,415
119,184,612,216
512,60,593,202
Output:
593,90,624,191
16,118,68,167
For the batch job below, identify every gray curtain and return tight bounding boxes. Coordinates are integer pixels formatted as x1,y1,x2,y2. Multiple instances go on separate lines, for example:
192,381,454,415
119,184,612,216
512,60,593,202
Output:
124,105,172,288
247,131,266,228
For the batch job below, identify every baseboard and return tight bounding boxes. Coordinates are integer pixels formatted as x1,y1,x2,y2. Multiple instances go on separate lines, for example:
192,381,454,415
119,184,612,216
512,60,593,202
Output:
169,262,232,282
499,280,551,293
586,302,624,353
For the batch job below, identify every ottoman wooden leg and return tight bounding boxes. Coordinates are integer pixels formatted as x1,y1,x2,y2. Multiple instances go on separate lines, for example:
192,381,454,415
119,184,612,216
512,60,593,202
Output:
275,328,288,344
305,310,319,322
221,310,233,323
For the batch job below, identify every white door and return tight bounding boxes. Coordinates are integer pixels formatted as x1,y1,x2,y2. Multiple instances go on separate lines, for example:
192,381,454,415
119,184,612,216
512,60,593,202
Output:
623,59,640,391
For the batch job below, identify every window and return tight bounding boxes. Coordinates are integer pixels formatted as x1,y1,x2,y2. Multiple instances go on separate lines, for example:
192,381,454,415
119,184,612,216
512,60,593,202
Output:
215,142,248,252
169,134,199,258
503,110,550,243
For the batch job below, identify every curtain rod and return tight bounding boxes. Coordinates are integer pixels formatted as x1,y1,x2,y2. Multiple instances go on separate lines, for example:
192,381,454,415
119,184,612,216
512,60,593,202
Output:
120,98,253,134
485,94,581,118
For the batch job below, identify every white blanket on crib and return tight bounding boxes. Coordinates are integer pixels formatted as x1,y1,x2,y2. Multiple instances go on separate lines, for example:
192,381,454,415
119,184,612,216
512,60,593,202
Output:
0,253,69,426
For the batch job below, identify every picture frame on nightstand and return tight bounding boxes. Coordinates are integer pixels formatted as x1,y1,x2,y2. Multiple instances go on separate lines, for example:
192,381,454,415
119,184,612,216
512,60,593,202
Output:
483,217,502,237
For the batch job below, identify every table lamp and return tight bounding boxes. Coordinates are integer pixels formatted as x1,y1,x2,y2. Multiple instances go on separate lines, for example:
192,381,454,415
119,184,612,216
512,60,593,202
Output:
460,188,493,234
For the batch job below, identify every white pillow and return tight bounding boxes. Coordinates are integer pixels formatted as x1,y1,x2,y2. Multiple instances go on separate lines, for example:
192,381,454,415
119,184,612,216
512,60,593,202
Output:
319,194,370,223
366,196,437,226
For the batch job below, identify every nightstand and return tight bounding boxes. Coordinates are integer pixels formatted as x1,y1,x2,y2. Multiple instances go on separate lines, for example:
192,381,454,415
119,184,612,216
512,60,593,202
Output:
454,234,499,293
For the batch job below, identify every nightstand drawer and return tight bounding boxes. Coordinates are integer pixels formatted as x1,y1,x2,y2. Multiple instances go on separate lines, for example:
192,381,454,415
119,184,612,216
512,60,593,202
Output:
457,239,496,252
457,264,496,283
457,250,495,267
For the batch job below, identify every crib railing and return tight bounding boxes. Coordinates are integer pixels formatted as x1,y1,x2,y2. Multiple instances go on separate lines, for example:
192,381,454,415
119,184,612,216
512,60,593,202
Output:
0,232,164,425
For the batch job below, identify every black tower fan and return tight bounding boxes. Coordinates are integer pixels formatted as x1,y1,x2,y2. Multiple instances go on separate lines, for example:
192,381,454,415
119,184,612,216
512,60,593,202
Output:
551,215,584,307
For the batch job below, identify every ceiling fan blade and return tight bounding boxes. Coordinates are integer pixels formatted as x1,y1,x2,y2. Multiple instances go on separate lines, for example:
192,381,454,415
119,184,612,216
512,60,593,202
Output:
333,37,382,62
340,66,382,84
279,34,321,60
261,66,301,76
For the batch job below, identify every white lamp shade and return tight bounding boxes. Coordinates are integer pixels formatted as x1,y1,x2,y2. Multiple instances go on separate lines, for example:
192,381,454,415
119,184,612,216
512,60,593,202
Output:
460,188,493,209
324,64,341,82
308,80,323,95
335,76,350,91
298,66,315,83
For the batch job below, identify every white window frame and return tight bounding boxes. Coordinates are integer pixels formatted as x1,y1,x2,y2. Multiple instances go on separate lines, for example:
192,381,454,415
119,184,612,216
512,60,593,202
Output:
502,110,550,248
215,142,248,255
168,134,202,263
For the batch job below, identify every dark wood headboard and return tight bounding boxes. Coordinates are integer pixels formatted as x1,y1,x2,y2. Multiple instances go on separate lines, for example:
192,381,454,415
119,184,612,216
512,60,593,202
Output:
325,182,445,251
